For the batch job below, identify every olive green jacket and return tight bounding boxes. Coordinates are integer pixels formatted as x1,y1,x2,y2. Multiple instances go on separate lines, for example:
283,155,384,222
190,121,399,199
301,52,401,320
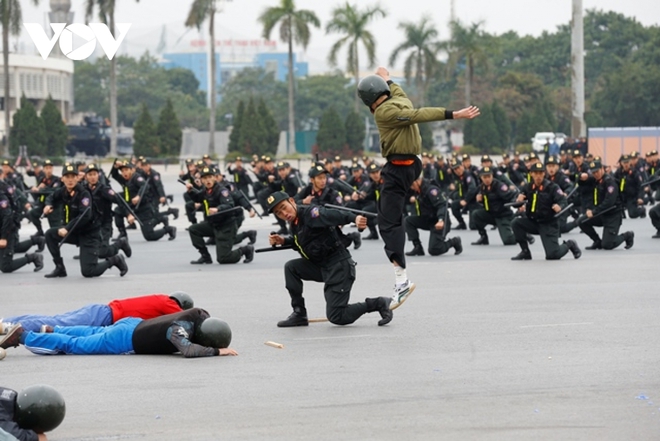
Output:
374,83,449,158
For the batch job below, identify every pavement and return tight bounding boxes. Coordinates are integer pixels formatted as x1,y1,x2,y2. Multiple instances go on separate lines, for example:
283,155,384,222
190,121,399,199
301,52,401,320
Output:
2,166,659,441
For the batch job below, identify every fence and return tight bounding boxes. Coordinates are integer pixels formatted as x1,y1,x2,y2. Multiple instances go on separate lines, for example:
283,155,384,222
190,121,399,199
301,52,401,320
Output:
588,127,660,165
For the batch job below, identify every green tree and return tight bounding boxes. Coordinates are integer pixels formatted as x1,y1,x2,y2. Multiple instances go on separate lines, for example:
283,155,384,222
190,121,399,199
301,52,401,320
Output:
470,104,498,153
325,2,386,110
296,74,356,129
9,96,46,156
40,96,68,157
228,100,245,153
259,0,321,154
133,103,159,157
389,16,442,106
316,107,345,154
419,122,434,151
344,110,365,152
165,67,204,105
258,98,280,155
447,20,492,107
1,0,40,156
157,98,182,156
491,100,510,149
186,0,220,155
239,97,262,155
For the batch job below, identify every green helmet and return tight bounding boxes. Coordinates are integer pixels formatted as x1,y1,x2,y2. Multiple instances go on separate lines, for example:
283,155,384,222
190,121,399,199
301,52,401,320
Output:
357,75,390,108
170,291,194,310
195,318,232,349
15,384,66,433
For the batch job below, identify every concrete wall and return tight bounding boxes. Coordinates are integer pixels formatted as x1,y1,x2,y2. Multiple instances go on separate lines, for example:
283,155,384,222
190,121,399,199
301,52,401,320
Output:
588,127,660,166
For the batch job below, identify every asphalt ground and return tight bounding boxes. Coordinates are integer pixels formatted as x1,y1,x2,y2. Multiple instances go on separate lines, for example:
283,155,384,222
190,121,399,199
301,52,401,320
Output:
2,167,659,441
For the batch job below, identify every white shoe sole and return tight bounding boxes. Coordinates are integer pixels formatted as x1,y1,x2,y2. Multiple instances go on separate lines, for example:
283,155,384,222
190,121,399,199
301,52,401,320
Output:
390,282,416,311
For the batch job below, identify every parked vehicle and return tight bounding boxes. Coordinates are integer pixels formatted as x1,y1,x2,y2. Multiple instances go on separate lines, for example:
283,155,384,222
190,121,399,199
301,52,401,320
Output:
66,116,109,156
531,132,555,152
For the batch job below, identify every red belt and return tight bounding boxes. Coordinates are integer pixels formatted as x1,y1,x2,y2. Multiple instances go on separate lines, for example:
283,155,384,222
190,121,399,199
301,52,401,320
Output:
390,159,414,166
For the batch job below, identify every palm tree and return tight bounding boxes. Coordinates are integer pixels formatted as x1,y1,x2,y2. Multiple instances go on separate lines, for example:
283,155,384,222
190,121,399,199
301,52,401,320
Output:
1,0,39,157
186,0,228,156
85,0,139,157
447,20,490,107
326,2,386,111
388,17,441,107
258,0,320,155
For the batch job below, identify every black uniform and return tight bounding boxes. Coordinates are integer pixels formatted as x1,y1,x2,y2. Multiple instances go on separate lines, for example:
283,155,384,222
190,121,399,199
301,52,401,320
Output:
227,165,253,197
280,205,386,325
511,179,572,260
472,177,516,245
433,161,452,193
450,169,479,230
613,167,646,219
0,193,42,273
86,181,127,259
0,387,40,441
547,169,578,233
578,174,632,250
267,170,300,233
405,179,461,256
25,174,62,236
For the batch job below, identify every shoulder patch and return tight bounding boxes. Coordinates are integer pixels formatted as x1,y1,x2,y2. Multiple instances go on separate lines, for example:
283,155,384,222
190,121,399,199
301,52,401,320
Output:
466,176,472,183
0,199,8,209
328,177,334,184
607,186,614,193
221,189,230,197
154,175,160,181
137,176,144,182
336,195,342,204
556,188,562,195
7,187,13,194
430,188,438,196
81,197,90,207
501,184,508,192
108,189,115,196
311,206,320,218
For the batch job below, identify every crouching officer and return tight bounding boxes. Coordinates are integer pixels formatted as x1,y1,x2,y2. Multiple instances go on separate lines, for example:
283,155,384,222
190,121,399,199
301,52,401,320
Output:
404,175,462,256
267,191,393,327
510,163,581,260
579,160,634,250
0,384,65,440
471,166,517,246
42,165,128,278
186,167,254,264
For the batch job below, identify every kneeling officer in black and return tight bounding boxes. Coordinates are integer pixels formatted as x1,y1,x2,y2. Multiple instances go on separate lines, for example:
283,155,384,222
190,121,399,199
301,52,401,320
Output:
267,191,392,327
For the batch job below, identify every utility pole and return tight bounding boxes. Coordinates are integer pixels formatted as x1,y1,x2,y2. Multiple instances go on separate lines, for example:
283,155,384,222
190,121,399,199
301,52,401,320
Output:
571,0,586,138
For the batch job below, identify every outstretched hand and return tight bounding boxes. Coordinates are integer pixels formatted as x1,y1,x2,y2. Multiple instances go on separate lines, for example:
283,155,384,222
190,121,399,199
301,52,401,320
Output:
454,106,481,119
375,66,390,82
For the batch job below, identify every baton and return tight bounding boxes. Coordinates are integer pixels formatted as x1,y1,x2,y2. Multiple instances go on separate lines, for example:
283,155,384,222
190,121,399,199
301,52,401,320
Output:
553,202,574,219
577,205,618,225
504,201,526,208
58,205,91,248
239,189,262,219
324,204,378,218
641,176,660,187
565,185,579,200
332,176,358,195
116,195,144,228
255,245,294,253
205,206,243,221
134,178,150,211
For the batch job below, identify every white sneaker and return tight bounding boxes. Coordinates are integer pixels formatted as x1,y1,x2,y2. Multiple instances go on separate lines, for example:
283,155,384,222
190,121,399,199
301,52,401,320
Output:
390,280,415,310
0,321,15,335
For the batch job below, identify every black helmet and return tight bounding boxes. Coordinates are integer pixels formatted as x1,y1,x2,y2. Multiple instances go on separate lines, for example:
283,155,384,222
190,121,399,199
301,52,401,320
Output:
15,384,66,433
195,318,232,349
357,75,390,108
170,291,194,310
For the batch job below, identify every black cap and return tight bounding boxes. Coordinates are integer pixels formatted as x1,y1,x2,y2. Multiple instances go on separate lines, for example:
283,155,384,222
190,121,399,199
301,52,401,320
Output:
196,160,205,167
528,152,539,160
461,154,470,161
199,167,215,177
529,163,545,172
119,160,133,169
61,164,77,176
479,166,493,176
267,191,290,212
620,154,631,162
589,160,602,171
1,160,12,167
367,163,381,173
333,155,342,162
646,150,657,157
185,158,194,165
43,159,54,167
572,150,582,157
141,157,150,165
308,164,328,178
276,161,289,169
202,154,211,160
84,164,100,173
263,156,273,163
630,151,639,158
450,159,461,169
351,163,363,171
436,155,444,161
545,156,559,165
502,153,509,159
514,151,521,156
480,155,491,163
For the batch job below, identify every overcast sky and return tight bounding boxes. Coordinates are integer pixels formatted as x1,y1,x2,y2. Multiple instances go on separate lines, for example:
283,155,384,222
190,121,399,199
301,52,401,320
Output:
20,0,660,74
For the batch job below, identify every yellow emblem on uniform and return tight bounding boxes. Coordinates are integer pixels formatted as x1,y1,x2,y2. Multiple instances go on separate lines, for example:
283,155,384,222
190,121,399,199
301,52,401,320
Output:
267,196,275,204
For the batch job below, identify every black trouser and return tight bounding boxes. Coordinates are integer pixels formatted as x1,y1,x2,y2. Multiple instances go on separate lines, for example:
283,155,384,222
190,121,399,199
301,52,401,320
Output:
363,201,378,235
472,209,515,245
624,200,645,219
284,256,368,325
26,203,62,235
377,157,423,268
511,217,569,260
650,204,660,231
579,213,625,249
0,231,33,273
45,227,112,277
451,200,476,229
257,187,273,213
405,215,452,256
189,220,241,263
98,222,120,259
115,205,168,242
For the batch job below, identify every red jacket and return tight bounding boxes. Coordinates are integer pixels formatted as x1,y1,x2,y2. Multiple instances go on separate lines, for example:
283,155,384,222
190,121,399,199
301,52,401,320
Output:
109,294,182,322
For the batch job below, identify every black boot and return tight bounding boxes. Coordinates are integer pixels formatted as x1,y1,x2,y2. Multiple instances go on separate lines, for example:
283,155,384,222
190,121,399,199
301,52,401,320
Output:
511,242,532,260
113,229,127,242
471,231,489,245
247,230,257,244
653,230,660,239
526,234,535,245
366,297,393,326
191,250,213,264
364,229,379,240
565,239,581,259
116,236,132,258
455,222,467,230
205,237,215,245
585,240,602,250
277,307,309,327
451,236,463,255
126,223,137,230
168,207,179,220
405,242,425,256
45,259,67,278
350,232,362,250
623,231,634,249
167,226,177,241
108,254,128,277
26,253,44,272
31,235,45,252
240,245,254,263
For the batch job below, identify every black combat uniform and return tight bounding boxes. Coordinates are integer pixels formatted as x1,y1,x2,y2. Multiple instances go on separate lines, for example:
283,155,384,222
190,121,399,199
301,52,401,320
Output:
267,192,392,327
44,165,127,278
471,169,517,245
449,159,479,230
227,161,253,197
25,166,62,236
433,158,452,194
187,167,253,265
579,162,634,250
546,156,578,233
0,192,43,273
510,163,581,260
267,162,301,234
613,158,646,219
404,179,462,256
